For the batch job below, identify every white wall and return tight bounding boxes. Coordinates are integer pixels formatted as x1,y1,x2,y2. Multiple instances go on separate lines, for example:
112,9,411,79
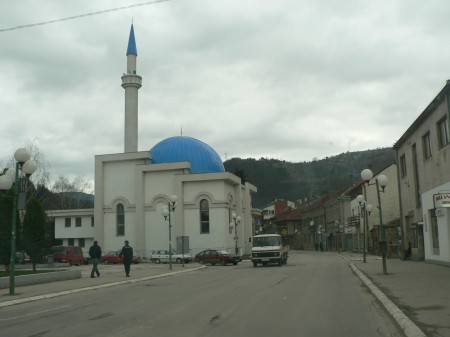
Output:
422,182,450,263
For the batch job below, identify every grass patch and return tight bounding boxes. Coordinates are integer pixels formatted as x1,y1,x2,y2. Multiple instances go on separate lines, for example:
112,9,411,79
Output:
0,270,62,277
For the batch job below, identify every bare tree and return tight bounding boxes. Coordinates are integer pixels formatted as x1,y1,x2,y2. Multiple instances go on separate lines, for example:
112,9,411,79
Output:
3,138,51,189
52,175,93,209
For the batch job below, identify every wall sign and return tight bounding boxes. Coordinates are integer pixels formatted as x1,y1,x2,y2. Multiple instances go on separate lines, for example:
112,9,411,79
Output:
433,193,450,208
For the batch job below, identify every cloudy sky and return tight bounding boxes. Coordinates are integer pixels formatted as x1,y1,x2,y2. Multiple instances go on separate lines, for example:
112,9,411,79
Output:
1,0,450,188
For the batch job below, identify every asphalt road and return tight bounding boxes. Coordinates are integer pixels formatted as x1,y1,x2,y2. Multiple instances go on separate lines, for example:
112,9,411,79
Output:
0,251,403,337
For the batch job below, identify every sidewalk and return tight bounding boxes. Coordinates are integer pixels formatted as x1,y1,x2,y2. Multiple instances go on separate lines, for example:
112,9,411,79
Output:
0,262,204,308
344,253,450,337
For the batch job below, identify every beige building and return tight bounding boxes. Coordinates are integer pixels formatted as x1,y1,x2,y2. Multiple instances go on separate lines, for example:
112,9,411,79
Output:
394,79,450,264
361,164,400,257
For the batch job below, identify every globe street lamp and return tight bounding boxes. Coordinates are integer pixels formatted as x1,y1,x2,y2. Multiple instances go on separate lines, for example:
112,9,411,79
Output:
356,194,373,263
0,148,37,295
161,194,177,270
361,169,388,275
231,213,241,255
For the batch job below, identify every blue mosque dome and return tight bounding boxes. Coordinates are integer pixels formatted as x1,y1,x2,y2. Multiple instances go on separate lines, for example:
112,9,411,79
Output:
150,136,225,173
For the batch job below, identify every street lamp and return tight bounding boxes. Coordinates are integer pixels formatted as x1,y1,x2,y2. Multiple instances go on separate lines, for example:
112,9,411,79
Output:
361,169,388,275
161,194,177,270
231,212,241,255
0,148,37,295
356,194,373,263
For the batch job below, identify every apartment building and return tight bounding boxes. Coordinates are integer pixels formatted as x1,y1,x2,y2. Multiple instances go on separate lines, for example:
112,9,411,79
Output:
394,80,450,264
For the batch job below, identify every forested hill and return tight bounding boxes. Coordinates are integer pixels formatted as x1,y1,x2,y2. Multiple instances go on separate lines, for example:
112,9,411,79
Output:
223,148,396,209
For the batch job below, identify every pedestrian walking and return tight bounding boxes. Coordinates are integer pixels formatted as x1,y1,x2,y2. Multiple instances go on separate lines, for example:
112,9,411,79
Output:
119,240,133,277
89,240,102,278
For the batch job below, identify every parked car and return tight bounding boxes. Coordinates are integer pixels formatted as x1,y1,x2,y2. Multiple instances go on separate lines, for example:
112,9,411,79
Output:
150,250,192,264
100,250,140,264
194,249,242,266
15,252,31,264
51,245,84,266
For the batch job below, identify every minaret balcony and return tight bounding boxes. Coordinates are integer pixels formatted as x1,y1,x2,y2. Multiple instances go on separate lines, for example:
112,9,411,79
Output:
121,74,142,88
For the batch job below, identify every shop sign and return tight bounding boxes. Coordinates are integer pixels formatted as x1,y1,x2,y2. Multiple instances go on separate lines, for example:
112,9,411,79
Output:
433,193,450,208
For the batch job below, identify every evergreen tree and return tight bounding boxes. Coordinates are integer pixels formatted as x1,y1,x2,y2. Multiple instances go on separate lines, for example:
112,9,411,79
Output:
23,198,46,271
0,195,13,271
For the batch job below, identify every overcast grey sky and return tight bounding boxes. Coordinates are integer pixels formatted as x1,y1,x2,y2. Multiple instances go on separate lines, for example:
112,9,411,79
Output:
1,0,450,187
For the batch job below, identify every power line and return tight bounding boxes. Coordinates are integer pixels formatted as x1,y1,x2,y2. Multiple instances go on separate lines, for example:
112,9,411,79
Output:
0,0,171,33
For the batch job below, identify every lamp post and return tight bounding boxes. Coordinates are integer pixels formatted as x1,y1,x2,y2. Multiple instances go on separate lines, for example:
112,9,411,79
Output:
0,148,37,295
231,213,241,255
161,194,177,270
356,194,373,263
361,169,388,275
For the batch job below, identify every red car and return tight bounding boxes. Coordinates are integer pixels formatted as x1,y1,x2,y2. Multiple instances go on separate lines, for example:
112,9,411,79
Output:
194,249,242,266
100,251,140,264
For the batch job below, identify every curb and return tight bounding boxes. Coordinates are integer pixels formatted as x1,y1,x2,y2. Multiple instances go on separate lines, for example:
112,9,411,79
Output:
349,263,426,337
0,265,205,308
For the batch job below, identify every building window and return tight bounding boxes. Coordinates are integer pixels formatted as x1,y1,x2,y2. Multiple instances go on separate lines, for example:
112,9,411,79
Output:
422,131,432,160
200,199,210,234
437,116,449,148
75,217,82,227
91,217,94,227
79,238,85,247
65,218,71,228
400,154,407,178
116,203,125,236
68,238,74,246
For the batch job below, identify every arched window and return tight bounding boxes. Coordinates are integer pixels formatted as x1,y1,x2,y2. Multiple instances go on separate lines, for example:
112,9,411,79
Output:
200,199,210,234
116,203,125,236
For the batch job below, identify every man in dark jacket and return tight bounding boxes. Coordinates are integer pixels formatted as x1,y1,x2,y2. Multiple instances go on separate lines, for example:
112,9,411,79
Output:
119,240,133,277
89,241,102,278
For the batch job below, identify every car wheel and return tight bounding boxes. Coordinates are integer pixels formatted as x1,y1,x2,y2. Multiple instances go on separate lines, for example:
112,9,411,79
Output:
253,262,257,267
233,262,237,265
212,262,216,266
176,258,182,264
155,259,161,264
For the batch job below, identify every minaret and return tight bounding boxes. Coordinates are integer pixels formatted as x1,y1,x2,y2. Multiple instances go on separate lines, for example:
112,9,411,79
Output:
121,24,142,153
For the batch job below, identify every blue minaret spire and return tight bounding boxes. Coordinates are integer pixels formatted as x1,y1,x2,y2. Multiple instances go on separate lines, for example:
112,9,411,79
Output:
126,24,137,56
122,23,142,152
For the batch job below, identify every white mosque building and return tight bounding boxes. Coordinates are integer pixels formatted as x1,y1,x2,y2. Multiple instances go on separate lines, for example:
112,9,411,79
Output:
47,25,257,259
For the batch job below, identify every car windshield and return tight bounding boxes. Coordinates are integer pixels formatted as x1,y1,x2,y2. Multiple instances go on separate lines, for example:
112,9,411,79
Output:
52,246,66,253
253,236,281,247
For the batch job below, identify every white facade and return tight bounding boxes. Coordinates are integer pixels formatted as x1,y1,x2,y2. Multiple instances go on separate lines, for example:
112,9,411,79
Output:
94,152,256,258
422,183,450,264
46,209,95,255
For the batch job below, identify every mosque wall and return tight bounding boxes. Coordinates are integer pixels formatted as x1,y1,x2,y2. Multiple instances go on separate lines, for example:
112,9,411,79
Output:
143,170,178,202
102,211,137,252
143,209,172,256
183,207,233,254
103,159,143,206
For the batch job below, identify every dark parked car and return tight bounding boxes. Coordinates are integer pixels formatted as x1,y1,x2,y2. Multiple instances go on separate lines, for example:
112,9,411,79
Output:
100,250,140,264
194,249,242,266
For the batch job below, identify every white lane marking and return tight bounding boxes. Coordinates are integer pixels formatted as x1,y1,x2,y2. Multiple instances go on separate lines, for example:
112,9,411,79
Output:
0,305,70,321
